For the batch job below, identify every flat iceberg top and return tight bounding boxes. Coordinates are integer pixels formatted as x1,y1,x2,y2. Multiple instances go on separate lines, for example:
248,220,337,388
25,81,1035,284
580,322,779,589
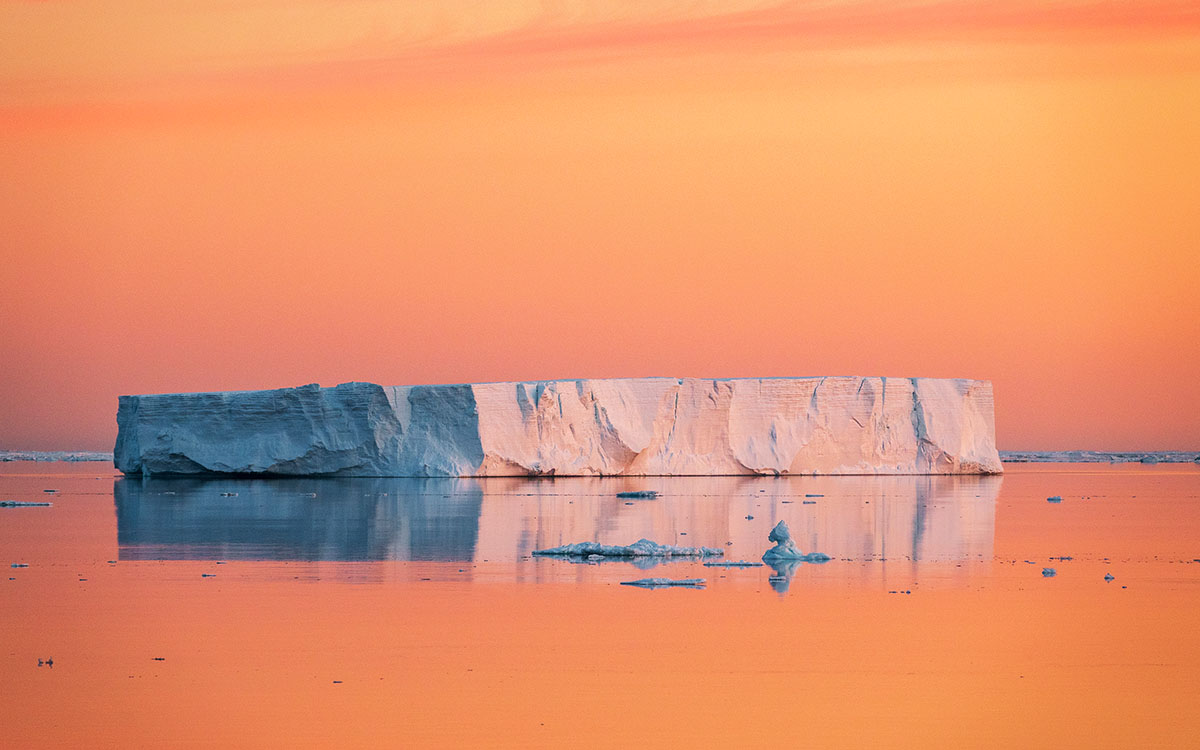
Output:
115,376,1002,477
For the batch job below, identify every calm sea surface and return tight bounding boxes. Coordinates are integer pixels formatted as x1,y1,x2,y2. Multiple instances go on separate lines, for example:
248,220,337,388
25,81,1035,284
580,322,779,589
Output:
2,462,1198,748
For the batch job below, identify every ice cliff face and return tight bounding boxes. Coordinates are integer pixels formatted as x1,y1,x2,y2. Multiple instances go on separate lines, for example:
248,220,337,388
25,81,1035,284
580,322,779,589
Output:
115,377,1002,477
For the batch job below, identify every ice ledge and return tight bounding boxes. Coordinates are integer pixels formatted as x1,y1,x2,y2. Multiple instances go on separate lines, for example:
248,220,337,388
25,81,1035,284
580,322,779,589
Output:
114,376,1002,477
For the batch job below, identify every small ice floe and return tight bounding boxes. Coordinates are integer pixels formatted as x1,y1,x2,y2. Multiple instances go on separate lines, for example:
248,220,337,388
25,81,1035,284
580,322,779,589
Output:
1042,568,1057,577
762,521,831,564
703,561,764,568
11,563,29,568
201,573,216,578
620,578,705,588
616,490,659,499
802,500,816,505
0,501,52,507
43,489,58,494
219,492,238,497
1051,556,1073,561
760,521,831,594
533,539,723,558
1047,496,1063,503
1104,573,1115,582
805,494,824,498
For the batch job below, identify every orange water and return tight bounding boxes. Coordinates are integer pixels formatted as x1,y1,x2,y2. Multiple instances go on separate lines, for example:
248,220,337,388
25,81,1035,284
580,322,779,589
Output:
2,462,1198,748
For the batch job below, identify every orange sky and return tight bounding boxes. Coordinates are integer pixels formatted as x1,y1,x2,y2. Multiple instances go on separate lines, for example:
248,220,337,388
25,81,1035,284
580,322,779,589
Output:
2,1,1199,451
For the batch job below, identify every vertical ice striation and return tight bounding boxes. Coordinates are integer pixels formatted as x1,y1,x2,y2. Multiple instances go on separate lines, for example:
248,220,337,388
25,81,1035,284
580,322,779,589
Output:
115,377,1002,477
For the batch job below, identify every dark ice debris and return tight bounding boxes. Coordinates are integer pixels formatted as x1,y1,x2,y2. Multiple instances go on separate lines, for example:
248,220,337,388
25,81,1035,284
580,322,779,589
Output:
620,578,705,588
1104,573,1115,582
1042,568,1057,577
802,500,816,505
805,494,824,498
11,563,29,568
0,501,52,507
703,561,764,568
1047,496,1063,503
201,573,216,578
616,490,659,499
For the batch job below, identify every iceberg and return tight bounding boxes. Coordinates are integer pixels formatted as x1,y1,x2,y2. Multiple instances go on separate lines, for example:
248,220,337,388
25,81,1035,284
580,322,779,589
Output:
114,376,1002,477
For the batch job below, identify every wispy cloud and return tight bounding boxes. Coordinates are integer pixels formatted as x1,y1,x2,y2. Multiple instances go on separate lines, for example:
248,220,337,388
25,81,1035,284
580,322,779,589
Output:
3,0,1200,106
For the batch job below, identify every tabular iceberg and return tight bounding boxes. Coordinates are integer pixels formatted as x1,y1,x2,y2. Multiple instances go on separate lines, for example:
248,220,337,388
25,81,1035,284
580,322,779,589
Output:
114,376,1002,477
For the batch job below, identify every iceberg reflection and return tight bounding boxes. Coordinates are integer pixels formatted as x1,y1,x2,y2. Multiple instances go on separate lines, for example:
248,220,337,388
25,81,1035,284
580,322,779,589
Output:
114,474,1000,567
115,477,484,561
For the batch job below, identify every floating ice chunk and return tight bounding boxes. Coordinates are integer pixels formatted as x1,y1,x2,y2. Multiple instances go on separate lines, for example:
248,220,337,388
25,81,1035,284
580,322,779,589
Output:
533,539,723,558
616,490,659,499
1042,568,1057,577
0,501,52,507
1047,496,1063,503
1104,573,1115,582
761,521,831,563
620,578,705,588
11,563,29,568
